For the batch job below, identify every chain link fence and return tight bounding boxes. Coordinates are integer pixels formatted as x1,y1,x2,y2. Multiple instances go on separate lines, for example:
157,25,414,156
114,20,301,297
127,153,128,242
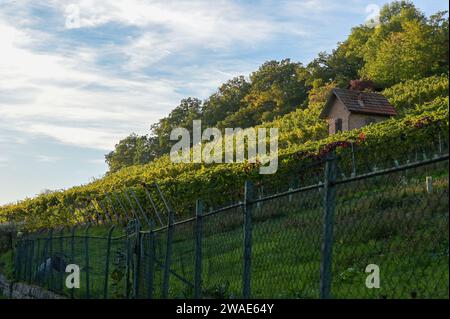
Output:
12,128,449,299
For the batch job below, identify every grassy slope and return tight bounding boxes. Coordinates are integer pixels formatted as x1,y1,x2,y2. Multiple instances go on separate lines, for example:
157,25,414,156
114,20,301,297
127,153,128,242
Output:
16,162,449,299
164,164,449,298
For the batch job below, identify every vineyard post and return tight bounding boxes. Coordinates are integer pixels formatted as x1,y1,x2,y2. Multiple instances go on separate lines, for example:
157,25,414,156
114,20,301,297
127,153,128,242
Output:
320,151,337,299
96,199,113,224
143,184,164,227
113,192,131,222
130,189,152,228
194,199,204,299
123,189,142,227
105,193,121,224
243,180,254,299
162,210,174,298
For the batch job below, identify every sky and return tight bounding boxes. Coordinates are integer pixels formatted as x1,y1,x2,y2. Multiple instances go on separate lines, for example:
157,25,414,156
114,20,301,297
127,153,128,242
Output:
0,0,448,205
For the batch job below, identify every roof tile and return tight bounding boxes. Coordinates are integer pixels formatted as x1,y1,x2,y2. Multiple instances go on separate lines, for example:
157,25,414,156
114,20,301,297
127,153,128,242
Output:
332,88,397,116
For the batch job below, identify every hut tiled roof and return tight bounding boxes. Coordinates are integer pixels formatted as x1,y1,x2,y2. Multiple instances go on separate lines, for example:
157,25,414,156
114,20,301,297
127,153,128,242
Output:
320,88,397,118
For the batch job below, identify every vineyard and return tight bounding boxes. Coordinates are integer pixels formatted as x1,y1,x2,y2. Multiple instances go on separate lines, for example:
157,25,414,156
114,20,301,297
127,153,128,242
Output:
0,75,448,230
1,74,448,299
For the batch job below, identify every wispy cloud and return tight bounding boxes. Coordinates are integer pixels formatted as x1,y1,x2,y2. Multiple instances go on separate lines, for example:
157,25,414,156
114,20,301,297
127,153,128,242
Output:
85,158,107,165
0,157,8,168
35,155,63,163
0,0,281,150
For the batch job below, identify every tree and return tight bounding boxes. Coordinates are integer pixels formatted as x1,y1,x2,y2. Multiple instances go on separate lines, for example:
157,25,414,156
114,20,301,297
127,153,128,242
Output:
378,0,424,24
151,97,202,155
363,1,426,65
362,19,437,87
218,59,309,128
105,134,157,173
306,25,374,86
201,76,251,127
428,11,449,74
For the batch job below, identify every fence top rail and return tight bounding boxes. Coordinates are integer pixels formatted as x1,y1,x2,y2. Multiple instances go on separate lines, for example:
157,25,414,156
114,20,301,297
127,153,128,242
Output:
253,182,324,204
19,233,128,242
333,153,449,186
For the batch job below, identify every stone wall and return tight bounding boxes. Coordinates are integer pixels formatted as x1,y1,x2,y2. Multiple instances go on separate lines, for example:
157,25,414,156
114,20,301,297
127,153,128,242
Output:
0,273,65,299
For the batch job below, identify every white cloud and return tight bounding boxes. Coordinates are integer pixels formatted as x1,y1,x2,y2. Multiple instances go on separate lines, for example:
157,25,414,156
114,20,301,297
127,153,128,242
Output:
55,0,275,45
85,158,107,165
0,0,325,153
0,157,8,168
0,0,279,151
0,18,182,150
35,155,63,163
25,124,124,150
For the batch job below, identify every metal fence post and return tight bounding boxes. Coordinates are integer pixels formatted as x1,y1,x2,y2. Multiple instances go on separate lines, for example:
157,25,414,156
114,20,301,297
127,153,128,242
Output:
194,200,204,299
320,152,337,299
147,226,156,299
133,224,142,298
33,236,41,282
162,211,174,298
125,229,132,298
70,226,76,299
351,142,357,177
84,224,91,299
58,228,64,292
243,180,254,299
22,236,29,283
48,229,54,291
103,225,115,299
27,238,33,283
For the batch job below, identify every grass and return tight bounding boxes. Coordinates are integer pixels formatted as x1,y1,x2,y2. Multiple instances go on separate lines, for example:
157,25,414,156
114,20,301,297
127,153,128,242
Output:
0,249,14,280
9,162,450,299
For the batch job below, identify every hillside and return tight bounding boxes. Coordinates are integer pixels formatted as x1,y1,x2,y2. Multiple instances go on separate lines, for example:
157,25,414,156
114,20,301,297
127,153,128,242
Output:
0,75,448,229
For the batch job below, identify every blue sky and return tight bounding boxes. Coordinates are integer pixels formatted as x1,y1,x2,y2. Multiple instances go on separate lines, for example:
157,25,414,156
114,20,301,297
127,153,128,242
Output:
0,0,448,205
